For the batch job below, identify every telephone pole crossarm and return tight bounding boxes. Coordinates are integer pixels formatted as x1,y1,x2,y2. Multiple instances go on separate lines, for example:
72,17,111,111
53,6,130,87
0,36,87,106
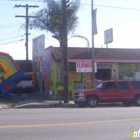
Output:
15,16,38,18
15,4,39,8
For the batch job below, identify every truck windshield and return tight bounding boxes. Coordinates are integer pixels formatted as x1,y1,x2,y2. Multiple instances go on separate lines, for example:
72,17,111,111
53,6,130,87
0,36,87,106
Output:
96,82,104,89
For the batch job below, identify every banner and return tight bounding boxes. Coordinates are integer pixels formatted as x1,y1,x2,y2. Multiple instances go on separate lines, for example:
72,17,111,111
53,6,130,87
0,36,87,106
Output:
92,9,98,35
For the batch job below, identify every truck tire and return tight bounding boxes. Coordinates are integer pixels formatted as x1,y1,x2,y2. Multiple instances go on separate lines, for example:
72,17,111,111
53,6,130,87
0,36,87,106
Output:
87,96,98,108
135,96,140,106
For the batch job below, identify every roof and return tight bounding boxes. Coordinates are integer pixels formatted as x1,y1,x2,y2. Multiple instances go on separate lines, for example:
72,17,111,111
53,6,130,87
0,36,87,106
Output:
52,47,90,59
52,47,140,63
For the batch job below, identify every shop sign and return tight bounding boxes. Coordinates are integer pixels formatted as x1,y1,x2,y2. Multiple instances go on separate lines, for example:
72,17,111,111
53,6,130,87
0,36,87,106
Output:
76,62,111,72
69,73,81,82
76,62,92,73
73,83,87,91
97,63,112,68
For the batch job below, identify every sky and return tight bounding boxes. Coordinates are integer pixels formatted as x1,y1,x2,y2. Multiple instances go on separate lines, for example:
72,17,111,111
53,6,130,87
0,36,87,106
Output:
1,0,140,60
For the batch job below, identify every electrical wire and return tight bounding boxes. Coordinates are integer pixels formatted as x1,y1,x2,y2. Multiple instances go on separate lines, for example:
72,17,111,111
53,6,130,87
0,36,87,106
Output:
0,28,19,41
0,35,23,41
7,0,41,1
2,0,140,12
0,23,24,29
0,8,14,15
81,3,140,11
33,29,59,46
0,39,24,46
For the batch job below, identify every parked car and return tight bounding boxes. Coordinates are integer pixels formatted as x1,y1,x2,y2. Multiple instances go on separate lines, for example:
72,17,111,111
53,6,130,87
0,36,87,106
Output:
74,80,140,107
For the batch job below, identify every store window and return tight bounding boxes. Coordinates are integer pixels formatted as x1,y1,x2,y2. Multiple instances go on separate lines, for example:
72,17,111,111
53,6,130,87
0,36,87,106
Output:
119,63,139,79
69,63,76,72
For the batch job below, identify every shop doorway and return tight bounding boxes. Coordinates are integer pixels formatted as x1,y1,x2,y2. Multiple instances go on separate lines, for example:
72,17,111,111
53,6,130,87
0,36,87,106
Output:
95,69,111,80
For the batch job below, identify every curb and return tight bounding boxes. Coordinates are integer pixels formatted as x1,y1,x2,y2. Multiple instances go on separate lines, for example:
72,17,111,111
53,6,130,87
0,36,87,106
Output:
15,102,126,109
0,103,16,109
15,103,78,108
0,103,123,109
0,102,129,109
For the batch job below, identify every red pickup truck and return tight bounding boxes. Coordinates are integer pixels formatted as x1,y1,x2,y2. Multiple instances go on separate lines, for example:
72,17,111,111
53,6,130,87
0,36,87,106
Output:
74,80,140,107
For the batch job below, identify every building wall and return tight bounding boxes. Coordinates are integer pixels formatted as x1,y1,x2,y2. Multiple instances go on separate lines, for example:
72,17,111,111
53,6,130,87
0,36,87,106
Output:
48,56,140,97
51,55,59,91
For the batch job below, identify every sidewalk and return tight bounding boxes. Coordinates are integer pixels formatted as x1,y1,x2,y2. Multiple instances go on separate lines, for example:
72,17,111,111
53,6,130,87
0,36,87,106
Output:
0,93,125,109
0,93,78,109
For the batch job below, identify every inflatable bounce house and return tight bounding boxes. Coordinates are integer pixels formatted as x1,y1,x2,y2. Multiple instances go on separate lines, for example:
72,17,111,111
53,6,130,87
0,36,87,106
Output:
0,52,25,95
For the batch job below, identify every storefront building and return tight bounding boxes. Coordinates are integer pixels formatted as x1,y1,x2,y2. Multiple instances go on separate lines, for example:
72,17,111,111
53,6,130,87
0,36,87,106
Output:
43,46,140,99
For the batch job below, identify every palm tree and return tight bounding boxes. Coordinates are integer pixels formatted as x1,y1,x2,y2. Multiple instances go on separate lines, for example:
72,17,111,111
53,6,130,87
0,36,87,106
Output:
29,0,89,48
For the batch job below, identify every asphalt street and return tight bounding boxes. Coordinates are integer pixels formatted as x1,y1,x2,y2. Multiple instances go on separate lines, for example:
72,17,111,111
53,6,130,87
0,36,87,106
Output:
0,107,140,140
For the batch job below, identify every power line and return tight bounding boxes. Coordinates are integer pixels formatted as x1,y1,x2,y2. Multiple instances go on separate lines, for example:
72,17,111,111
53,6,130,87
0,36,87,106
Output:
0,8,14,14
30,32,59,46
2,1,140,12
0,23,23,29
81,3,140,11
1,16,25,25
0,39,24,46
9,20,26,24
6,0,44,1
0,35,23,41
96,4,140,11
2,0,44,3
4,0,140,11
0,28,19,41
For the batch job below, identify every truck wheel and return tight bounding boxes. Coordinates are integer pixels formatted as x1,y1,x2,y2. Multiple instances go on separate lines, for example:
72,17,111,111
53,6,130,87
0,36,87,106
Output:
122,102,132,107
135,96,140,106
78,104,86,108
87,96,98,108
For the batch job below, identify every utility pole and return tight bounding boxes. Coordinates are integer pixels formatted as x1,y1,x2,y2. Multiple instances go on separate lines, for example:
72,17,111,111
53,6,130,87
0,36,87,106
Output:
62,0,69,103
91,0,95,88
15,4,39,61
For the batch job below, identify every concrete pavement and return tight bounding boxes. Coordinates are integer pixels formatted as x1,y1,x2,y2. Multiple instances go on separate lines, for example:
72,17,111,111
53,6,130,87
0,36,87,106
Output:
0,93,78,109
0,93,126,109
